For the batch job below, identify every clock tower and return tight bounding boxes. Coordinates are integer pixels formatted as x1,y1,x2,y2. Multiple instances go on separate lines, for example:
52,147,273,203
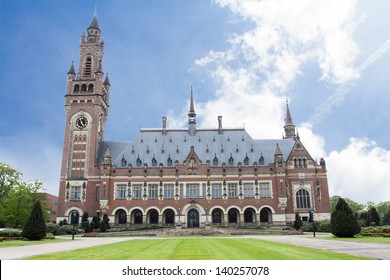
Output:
58,12,110,217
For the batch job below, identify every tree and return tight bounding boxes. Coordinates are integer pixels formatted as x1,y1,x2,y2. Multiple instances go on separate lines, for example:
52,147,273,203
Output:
2,179,47,227
91,215,101,229
21,200,47,240
366,207,380,226
330,196,364,216
383,211,390,226
331,197,360,237
293,212,303,230
81,212,91,233
102,213,110,229
0,163,23,222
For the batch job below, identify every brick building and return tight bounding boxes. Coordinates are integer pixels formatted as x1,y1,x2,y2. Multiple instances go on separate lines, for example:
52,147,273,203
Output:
56,13,331,228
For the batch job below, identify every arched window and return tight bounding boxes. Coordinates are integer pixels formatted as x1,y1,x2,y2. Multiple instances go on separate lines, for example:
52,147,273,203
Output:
81,84,87,92
87,84,94,93
213,154,218,166
243,154,249,166
136,155,142,167
259,154,264,165
73,84,80,93
116,209,127,224
212,209,222,224
296,189,311,209
84,57,92,77
167,155,172,166
133,210,143,224
228,154,234,166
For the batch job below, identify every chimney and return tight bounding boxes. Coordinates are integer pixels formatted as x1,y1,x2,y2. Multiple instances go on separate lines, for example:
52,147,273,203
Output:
218,116,223,134
162,116,167,135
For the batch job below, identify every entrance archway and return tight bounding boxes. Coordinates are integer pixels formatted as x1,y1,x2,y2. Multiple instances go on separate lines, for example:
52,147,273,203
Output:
133,210,143,225
228,209,239,224
187,209,199,228
212,209,223,224
149,209,159,224
260,207,272,223
164,209,175,225
244,208,255,223
116,209,127,224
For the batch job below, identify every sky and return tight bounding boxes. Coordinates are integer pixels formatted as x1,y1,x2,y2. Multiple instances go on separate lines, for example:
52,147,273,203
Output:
0,0,389,204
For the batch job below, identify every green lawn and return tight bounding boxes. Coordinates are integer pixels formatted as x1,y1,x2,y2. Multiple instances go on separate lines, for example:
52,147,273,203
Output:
0,238,68,247
25,237,371,260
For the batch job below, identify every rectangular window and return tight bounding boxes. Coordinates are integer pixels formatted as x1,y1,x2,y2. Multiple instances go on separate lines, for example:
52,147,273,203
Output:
96,186,100,201
243,182,254,198
228,183,238,198
71,186,81,200
211,183,222,199
259,182,271,198
180,183,184,199
164,184,174,199
148,184,158,199
132,184,142,199
186,184,200,199
116,184,127,200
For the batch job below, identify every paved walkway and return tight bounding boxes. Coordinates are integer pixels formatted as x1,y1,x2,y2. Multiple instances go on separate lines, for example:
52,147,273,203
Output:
1,234,389,260
248,234,390,260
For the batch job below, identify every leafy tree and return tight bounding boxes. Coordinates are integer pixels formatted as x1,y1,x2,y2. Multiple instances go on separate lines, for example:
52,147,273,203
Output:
331,197,360,237
3,179,47,227
293,212,303,230
0,163,23,222
21,200,47,240
383,211,390,226
330,196,364,216
366,207,380,226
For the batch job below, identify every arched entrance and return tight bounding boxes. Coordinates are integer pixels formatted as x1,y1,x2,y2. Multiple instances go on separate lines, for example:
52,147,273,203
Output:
228,208,239,224
260,207,272,223
164,209,175,225
244,208,255,223
212,209,223,224
133,209,143,225
69,210,80,225
116,209,127,224
149,209,159,224
187,209,199,228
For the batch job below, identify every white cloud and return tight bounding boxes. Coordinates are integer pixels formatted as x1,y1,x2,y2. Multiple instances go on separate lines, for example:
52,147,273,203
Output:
326,138,390,203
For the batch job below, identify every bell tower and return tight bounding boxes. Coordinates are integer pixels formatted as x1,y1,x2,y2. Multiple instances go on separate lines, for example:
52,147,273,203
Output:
58,12,110,213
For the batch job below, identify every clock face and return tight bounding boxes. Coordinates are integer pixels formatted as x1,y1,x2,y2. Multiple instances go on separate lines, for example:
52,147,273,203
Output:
75,116,88,129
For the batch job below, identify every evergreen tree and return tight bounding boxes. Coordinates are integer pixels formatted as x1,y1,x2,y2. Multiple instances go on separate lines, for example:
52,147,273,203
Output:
21,200,47,240
80,212,91,233
100,219,107,232
383,211,390,226
331,197,360,237
103,213,110,229
293,212,303,230
366,207,380,226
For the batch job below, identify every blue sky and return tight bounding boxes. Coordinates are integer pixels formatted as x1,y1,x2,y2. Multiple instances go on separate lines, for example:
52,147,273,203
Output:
0,0,389,204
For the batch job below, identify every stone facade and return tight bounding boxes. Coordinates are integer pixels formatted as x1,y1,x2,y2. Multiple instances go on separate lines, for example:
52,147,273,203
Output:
56,13,331,228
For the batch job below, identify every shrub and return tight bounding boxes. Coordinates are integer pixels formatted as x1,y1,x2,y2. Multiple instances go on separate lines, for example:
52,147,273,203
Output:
293,212,303,230
45,233,55,239
331,197,360,237
46,223,63,235
100,220,107,232
21,200,47,241
318,220,331,232
91,216,101,229
0,237,5,242
0,228,22,238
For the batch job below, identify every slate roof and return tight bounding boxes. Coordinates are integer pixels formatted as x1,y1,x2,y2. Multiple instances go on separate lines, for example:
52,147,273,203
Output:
98,128,295,168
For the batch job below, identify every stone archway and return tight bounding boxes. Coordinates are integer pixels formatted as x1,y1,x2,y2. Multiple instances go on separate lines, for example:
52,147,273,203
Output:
187,209,199,228
260,207,272,223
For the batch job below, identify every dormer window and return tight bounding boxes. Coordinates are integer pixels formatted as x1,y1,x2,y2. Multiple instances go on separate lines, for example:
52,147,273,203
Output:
121,155,127,167
167,155,173,167
244,154,249,165
151,155,157,167
229,154,234,166
136,155,142,167
259,153,264,165
213,154,218,166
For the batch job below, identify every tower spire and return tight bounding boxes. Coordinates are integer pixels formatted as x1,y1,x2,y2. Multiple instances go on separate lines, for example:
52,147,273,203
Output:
188,86,197,136
284,98,296,139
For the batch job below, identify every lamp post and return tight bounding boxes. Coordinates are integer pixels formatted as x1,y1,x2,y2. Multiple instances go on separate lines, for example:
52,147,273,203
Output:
205,208,209,223
71,212,78,240
309,208,316,237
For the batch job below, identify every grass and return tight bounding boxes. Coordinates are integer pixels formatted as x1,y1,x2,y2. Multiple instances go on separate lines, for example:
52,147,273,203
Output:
25,237,371,260
0,238,68,247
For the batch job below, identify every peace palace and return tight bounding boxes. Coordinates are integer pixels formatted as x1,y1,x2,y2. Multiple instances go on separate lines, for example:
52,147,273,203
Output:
56,13,331,228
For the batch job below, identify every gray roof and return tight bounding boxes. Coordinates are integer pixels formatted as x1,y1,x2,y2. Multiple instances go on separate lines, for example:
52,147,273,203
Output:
98,128,295,168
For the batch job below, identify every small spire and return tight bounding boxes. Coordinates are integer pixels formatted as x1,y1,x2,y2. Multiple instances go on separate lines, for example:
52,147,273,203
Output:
88,12,100,31
104,73,111,85
189,86,195,114
284,98,293,126
67,61,76,75
274,143,282,156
